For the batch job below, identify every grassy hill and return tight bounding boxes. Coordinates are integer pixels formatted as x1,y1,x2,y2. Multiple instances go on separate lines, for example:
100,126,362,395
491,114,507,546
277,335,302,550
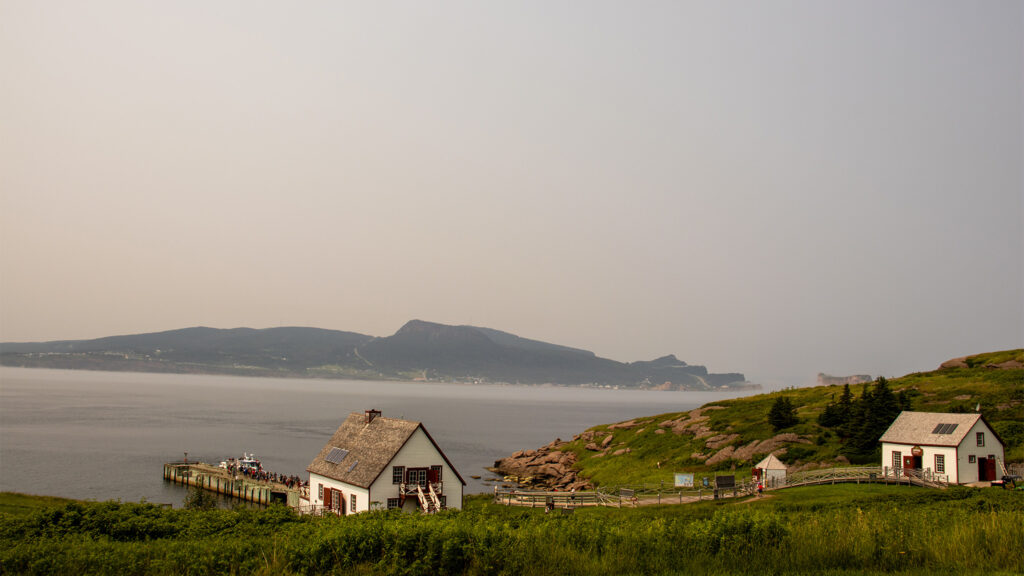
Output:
556,350,1023,487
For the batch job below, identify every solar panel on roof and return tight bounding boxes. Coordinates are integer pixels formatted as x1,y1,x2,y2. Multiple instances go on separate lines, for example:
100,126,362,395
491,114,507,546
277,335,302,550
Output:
931,423,958,435
325,447,349,464
347,460,359,473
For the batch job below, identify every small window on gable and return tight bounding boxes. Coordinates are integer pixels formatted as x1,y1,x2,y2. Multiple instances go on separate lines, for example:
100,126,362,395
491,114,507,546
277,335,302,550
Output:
977,432,985,447
393,466,405,484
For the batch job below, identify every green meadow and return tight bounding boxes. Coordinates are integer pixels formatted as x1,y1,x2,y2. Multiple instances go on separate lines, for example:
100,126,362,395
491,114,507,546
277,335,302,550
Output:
566,350,1023,487
2,484,1022,575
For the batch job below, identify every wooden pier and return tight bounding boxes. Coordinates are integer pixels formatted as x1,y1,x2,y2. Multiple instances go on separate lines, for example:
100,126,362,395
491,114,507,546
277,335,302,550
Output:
163,462,307,508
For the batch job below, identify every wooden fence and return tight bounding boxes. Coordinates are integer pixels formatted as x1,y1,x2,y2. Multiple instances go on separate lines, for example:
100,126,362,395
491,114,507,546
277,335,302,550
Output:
493,465,949,509
781,466,948,489
493,481,756,509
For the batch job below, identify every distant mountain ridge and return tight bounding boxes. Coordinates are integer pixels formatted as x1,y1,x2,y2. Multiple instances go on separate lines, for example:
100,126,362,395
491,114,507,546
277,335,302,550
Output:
0,320,749,389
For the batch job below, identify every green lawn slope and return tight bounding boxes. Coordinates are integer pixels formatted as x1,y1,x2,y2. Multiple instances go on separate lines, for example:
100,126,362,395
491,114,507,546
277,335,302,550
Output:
560,350,1023,487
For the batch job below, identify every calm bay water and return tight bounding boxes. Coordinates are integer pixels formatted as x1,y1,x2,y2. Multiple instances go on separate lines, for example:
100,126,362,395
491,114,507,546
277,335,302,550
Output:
0,368,752,505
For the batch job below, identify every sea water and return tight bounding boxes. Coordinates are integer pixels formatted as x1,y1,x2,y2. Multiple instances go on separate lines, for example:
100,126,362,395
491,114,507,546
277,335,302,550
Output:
0,367,751,505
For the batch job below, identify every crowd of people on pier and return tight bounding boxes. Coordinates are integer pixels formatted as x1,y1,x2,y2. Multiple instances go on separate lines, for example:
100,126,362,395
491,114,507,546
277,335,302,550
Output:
220,455,308,491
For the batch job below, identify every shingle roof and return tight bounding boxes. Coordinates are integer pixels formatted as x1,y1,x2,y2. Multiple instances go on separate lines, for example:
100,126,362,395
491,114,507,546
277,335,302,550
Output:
307,412,466,488
755,453,787,471
878,411,982,447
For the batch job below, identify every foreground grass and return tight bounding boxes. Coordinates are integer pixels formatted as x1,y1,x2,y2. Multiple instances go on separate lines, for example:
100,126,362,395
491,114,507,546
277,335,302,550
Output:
0,492,77,517
2,486,1022,575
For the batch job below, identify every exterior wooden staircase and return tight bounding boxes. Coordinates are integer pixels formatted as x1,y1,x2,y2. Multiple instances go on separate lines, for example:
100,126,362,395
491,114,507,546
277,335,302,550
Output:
413,483,444,513
428,483,443,511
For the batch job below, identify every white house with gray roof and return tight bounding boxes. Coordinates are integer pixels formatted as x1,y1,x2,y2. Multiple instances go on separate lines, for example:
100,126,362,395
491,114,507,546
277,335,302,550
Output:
307,410,465,514
879,411,1004,484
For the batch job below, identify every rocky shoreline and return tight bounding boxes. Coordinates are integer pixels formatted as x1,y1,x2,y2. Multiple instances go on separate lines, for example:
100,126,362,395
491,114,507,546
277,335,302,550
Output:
490,438,591,491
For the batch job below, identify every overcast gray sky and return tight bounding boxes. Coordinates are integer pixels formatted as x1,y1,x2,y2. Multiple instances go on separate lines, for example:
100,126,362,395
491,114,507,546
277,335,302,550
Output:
1,1,1021,386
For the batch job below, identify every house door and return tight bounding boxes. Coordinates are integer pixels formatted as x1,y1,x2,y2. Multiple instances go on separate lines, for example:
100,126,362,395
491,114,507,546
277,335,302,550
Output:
335,490,346,515
902,455,915,475
979,458,996,481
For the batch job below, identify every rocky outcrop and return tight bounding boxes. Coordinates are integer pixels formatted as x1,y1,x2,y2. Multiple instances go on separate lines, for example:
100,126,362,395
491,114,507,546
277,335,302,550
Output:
657,406,724,437
700,433,811,465
939,354,1024,370
939,357,969,369
491,439,591,491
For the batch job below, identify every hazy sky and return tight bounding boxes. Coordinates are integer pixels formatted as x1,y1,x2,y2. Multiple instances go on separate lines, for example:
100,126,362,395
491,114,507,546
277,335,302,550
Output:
1,1,1021,386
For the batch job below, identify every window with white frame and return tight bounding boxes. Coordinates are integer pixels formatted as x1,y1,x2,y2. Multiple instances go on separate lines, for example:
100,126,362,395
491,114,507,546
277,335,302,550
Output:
392,466,404,484
969,455,976,464
892,451,902,469
934,454,945,474
976,432,984,447
387,498,400,510
350,494,357,513
318,483,323,500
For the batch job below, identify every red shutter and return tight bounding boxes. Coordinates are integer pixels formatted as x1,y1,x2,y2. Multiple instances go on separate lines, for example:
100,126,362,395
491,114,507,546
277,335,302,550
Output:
323,488,332,508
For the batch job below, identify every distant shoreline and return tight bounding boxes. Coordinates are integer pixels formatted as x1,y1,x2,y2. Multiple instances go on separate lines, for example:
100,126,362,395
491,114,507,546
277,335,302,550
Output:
0,360,761,391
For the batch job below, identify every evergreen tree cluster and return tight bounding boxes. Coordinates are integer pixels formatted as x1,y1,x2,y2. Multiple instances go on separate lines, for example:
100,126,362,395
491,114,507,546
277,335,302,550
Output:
817,377,914,459
767,396,799,432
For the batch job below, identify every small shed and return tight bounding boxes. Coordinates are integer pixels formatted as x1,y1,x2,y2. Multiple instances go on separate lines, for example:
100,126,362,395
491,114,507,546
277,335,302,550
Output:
753,454,788,488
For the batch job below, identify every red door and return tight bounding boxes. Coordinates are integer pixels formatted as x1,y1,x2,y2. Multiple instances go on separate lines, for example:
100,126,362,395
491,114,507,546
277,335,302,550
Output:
979,458,996,481
902,455,914,476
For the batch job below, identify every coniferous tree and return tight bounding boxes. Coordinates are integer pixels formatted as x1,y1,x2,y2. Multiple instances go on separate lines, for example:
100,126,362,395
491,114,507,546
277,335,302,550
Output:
768,396,799,432
845,377,903,458
818,383,855,430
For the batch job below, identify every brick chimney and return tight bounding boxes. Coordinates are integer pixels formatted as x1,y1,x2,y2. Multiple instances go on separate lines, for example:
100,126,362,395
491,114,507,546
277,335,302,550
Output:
365,409,381,424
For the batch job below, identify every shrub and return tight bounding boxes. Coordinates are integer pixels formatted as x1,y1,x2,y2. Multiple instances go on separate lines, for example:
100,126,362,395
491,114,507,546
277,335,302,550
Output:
183,488,217,511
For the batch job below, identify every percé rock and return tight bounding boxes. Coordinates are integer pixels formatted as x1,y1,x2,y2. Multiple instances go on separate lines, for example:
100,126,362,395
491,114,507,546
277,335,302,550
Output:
817,373,873,386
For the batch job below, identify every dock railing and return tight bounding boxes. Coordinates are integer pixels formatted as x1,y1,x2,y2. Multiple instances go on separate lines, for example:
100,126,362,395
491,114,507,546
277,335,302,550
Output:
163,462,307,507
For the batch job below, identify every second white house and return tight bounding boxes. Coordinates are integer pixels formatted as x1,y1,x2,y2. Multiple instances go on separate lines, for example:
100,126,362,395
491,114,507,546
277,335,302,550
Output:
879,411,1005,484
